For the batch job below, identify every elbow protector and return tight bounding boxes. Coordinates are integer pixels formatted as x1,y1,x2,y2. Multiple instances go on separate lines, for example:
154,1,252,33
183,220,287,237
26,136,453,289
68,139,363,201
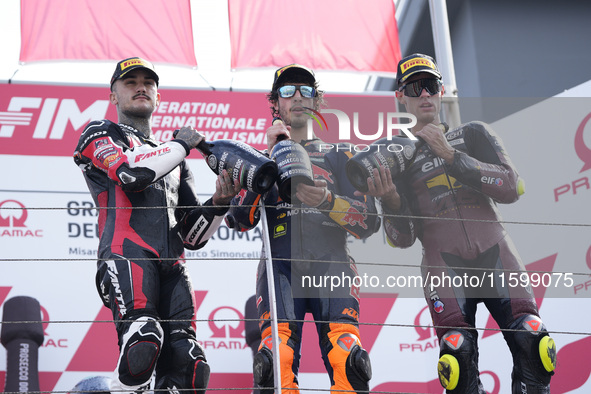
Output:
115,163,156,192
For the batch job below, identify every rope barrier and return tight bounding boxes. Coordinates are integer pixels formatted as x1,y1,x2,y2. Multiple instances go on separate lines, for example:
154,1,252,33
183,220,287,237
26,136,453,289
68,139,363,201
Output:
0,384,442,394
1,201,587,394
1,317,589,338
2,203,590,228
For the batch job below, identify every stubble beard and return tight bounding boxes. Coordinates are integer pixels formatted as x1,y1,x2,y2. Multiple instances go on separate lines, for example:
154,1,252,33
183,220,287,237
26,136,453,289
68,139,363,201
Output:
290,115,308,129
280,107,308,129
121,103,154,121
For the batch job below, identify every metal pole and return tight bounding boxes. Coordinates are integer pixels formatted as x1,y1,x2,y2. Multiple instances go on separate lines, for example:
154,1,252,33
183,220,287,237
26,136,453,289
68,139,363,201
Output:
429,0,462,128
260,200,282,394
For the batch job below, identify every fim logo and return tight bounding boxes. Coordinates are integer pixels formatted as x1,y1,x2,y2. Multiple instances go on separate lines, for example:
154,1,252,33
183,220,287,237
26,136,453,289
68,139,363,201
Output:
0,96,109,139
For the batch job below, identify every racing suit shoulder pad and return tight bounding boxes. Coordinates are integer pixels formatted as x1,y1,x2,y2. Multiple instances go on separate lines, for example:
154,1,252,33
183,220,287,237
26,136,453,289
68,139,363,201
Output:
459,120,493,135
77,120,123,149
81,119,118,134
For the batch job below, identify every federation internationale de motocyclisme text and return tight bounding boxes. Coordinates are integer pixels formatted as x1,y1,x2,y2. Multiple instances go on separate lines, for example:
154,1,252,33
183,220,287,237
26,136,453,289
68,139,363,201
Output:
301,271,574,292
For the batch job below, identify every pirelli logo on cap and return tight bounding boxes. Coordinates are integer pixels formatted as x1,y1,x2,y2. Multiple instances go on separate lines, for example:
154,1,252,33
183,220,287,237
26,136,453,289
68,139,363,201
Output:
120,58,149,71
400,58,436,73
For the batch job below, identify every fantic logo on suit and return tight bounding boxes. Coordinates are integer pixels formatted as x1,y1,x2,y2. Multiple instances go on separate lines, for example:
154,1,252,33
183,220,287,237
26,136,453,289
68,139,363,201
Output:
0,96,109,139
134,147,172,162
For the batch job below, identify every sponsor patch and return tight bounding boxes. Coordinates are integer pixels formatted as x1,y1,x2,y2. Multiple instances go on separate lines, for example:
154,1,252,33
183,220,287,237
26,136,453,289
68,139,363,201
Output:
434,300,445,314
273,223,287,238
481,176,503,186
403,144,415,160
121,58,150,70
207,154,217,170
186,216,208,246
400,58,436,73
444,333,464,350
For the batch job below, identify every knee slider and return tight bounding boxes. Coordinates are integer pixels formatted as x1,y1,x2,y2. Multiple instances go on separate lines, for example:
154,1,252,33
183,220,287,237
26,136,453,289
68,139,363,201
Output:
438,329,477,391
118,317,163,387
162,335,210,391
510,315,556,377
192,351,210,391
253,346,274,388
184,340,210,390
438,354,460,391
329,332,371,391
346,344,372,383
539,335,557,373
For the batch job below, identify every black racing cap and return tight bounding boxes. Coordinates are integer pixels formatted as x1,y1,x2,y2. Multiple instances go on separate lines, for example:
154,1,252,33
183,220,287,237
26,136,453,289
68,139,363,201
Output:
110,57,159,90
272,64,316,91
395,53,442,89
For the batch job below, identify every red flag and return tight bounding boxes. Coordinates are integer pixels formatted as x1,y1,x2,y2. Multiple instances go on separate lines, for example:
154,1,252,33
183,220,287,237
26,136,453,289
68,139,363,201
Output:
20,0,197,66
228,0,401,73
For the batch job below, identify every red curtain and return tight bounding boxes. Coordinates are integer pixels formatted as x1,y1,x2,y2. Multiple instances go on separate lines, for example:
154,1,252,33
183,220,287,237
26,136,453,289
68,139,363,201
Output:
228,0,401,73
20,0,197,66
